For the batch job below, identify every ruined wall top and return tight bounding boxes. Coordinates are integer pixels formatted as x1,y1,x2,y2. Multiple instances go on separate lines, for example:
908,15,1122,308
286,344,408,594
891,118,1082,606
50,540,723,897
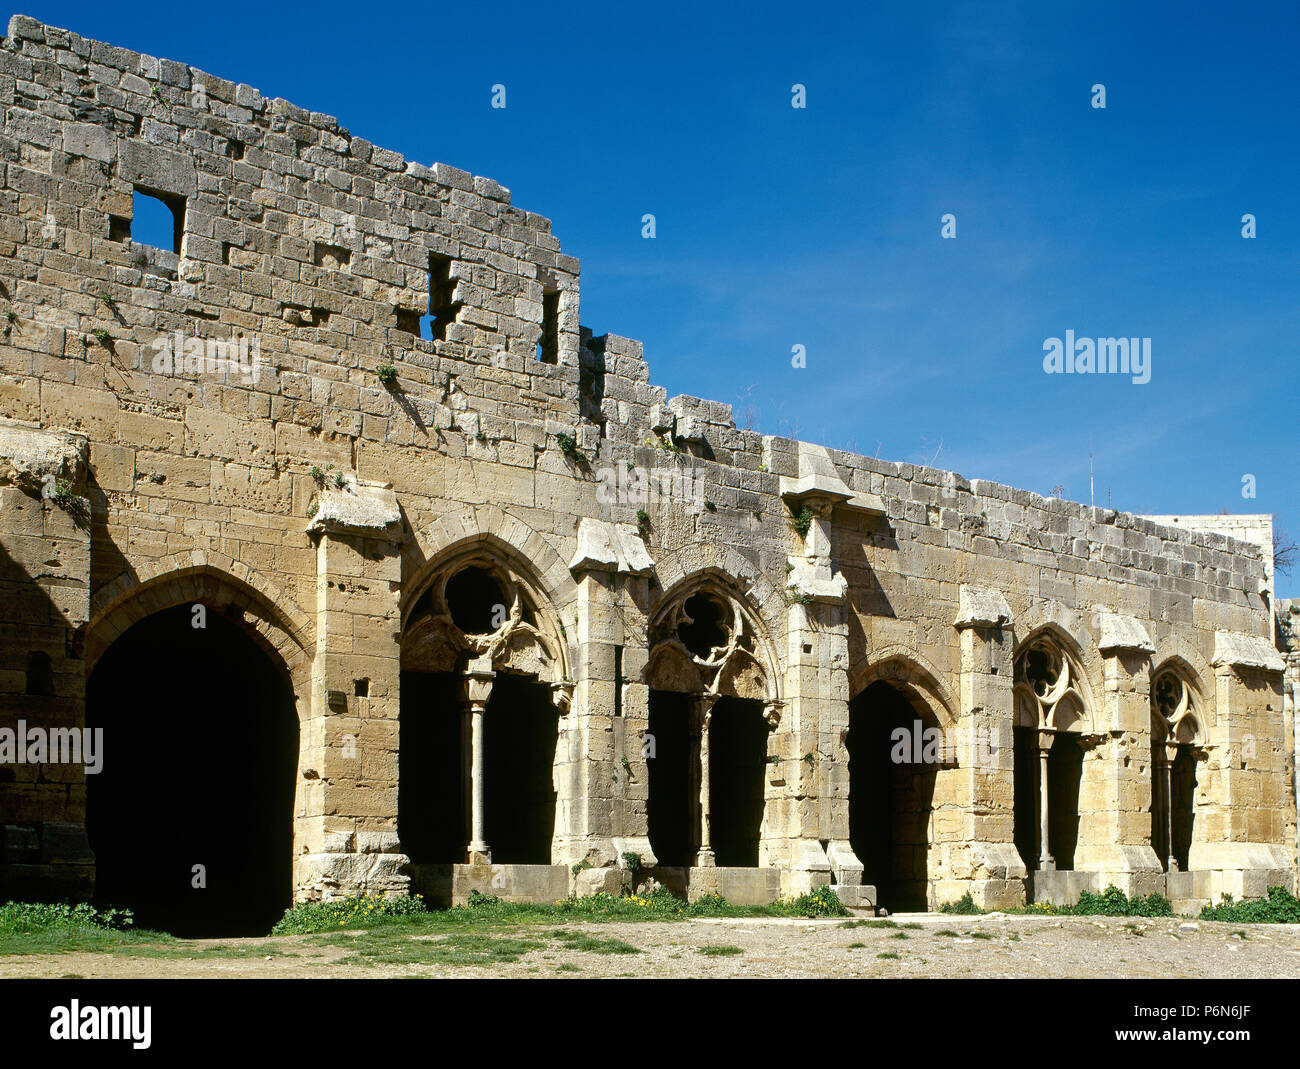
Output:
0,13,1272,594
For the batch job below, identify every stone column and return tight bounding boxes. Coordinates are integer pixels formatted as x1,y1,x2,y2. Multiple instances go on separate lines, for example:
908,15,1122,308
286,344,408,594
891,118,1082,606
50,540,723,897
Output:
694,693,717,867
1038,731,1054,871
1162,740,1179,872
461,664,494,864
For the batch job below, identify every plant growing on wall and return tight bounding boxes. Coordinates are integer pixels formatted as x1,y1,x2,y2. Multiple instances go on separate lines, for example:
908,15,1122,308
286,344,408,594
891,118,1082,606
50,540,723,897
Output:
555,433,588,466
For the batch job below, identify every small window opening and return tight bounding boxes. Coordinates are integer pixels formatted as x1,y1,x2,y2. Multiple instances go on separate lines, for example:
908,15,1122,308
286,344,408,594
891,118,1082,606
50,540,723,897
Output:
445,567,507,635
537,288,560,363
427,252,461,342
613,645,623,718
395,308,422,336
130,187,185,254
354,679,370,698
25,651,54,696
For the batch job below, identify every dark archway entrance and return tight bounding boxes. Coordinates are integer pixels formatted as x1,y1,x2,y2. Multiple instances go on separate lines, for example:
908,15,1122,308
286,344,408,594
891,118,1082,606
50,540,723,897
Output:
708,697,767,867
647,689,695,866
398,670,463,863
482,674,559,863
1170,747,1196,872
1046,733,1082,871
1152,744,1197,872
398,671,559,865
86,602,298,937
848,680,939,912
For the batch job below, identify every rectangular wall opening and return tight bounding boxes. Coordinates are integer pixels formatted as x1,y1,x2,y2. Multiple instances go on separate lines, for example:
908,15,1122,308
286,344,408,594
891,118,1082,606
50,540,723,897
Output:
129,187,186,254
537,288,560,363
427,252,461,341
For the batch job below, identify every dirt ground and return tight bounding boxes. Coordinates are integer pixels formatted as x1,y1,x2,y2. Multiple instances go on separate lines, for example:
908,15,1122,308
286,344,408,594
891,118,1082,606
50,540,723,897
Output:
5,912,1300,979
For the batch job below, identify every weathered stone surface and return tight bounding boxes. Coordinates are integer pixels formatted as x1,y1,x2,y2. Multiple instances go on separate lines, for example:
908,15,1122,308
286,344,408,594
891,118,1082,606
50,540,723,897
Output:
955,586,1013,630
1094,611,1154,653
0,420,87,493
1212,630,1286,672
307,482,401,537
0,16,1292,920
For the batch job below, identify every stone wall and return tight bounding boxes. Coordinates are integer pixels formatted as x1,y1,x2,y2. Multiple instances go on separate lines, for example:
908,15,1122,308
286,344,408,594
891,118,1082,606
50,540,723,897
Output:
0,15,1292,914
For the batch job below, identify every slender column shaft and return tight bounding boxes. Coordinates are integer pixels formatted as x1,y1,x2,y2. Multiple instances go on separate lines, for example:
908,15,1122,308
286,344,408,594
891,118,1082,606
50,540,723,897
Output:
468,702,488,856
1164,745,1177,872
1038,743,1053,869
461,666,494,864
694,695,716,867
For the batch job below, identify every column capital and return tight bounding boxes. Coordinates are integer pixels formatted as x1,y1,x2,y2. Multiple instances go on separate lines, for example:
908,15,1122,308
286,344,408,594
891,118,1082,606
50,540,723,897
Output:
762,699,785,730
461,667,495,712
550,680,574,713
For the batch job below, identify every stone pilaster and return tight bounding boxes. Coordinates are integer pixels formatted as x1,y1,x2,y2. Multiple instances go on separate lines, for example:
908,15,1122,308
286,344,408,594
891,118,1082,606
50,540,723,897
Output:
1196,631,1293,900
951,586,1025,909
1073,611,1163,895
563,518,654,869
0,424,93,900
295,481,407,901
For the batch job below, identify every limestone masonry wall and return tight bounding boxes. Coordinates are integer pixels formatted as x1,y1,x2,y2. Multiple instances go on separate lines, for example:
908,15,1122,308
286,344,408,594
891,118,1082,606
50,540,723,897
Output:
0,15,1291,916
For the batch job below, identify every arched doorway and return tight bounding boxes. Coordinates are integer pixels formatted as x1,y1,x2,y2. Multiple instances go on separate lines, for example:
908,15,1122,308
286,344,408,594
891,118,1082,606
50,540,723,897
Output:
1012,635,1092,873
1150,668,1201,872
399,553,568,868
847,679,940,913
86,602,298,936
645,583,780,869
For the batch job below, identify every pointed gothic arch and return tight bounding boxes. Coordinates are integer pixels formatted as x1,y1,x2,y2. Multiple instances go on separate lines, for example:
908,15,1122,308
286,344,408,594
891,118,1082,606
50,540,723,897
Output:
644,571,781,869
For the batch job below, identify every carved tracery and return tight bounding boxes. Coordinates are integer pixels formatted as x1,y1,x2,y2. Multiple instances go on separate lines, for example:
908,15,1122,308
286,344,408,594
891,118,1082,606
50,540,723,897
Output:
1152,669,1202,747
1013,636,1089,733
647,588,775,702
402,554,568,698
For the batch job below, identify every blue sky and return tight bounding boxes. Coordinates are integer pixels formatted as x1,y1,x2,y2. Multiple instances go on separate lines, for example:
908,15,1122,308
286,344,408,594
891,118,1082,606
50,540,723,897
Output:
28,1,1300,594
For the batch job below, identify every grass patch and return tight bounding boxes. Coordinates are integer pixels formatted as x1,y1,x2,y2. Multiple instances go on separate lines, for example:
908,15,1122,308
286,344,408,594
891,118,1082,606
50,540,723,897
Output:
1011,885,1173,918
271,893,429,934
0,901,135,933
938,893,983,915
0,901,173,957
697,944,744,957
1201,887,1300,924
547,929,640,955
877,951,900,960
